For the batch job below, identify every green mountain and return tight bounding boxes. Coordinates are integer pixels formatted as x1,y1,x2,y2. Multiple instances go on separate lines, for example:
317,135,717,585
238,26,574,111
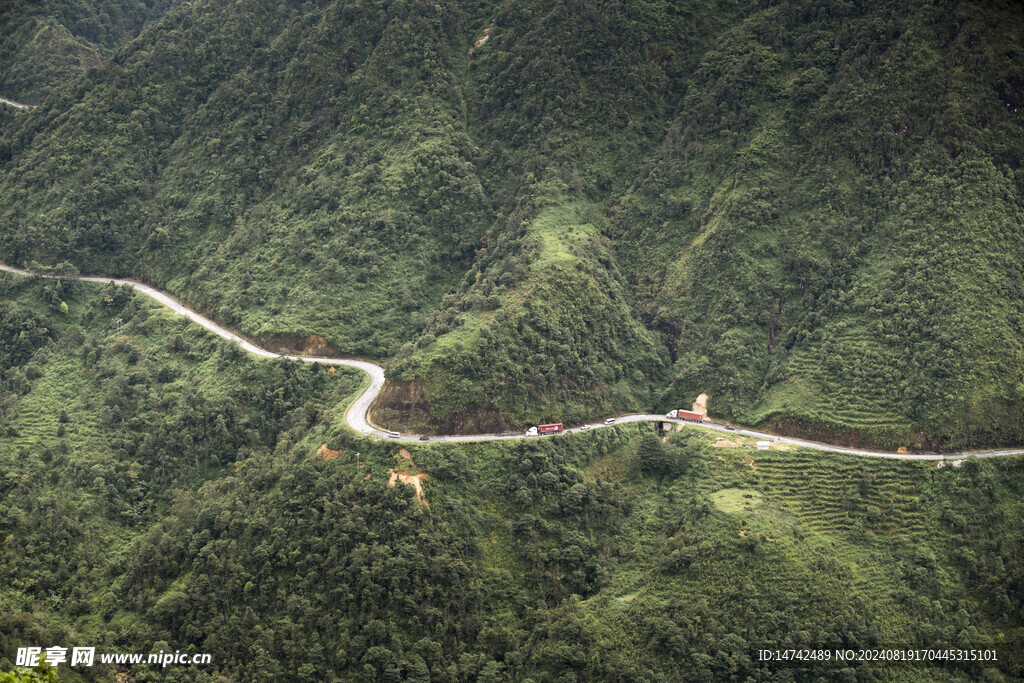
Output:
0,0,183,104
1,0,1022,448
611,0,1024,451
0,275,1021,680
378,202,669,433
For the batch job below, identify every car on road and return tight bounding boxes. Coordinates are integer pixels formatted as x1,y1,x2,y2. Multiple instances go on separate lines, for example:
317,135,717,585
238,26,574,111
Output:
388,431,400,438
580,424,591,430
725,426,736,431
604,417,616,425
419,435,430,441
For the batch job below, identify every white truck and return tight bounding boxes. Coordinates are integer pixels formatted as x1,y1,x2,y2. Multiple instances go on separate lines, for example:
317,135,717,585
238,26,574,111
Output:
525,423,563,436
667,409,706,422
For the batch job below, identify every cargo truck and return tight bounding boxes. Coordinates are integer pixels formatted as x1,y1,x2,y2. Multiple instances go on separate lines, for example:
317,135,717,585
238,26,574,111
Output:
666,409,706,422
525,423,564,436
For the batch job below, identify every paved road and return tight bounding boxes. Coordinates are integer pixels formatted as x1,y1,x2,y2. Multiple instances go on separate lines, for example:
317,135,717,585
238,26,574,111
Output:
0,97,33,109
0,263,383,435
2,262,1022,461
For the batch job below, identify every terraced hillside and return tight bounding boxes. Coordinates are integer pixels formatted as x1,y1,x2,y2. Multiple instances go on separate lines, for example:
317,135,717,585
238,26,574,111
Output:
752,453,928,537
751,326,911,447
651,430,1024,653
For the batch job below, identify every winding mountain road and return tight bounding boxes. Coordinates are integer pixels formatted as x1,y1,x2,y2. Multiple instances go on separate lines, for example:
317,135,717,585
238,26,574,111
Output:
2,263,1021,461
0,97,33,109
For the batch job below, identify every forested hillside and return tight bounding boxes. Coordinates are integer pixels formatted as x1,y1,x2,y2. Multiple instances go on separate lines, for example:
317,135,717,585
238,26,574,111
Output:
1,275,1022,681
1,0,1022,447
611,0,1024,451
0,0,183,104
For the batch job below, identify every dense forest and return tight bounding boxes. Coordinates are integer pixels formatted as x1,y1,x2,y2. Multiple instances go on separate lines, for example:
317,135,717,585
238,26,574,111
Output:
1,0,1022,448
2,1,1023,680
0,275,1022,680
0,0,183,104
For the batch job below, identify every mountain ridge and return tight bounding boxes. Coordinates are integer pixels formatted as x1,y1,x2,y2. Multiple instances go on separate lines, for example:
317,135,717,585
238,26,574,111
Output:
1,0,1022,449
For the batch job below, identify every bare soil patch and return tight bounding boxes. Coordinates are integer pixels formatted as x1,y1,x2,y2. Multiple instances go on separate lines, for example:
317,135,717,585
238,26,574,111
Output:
302,334,329,355
317,443,341,459
388,448,429,506
389,470,428,505
264,333,338,357
468,28,491,59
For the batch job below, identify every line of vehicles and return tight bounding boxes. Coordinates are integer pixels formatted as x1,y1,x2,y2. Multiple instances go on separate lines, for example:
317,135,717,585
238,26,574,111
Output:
523,417,615,436
388,410,713,440
523,410,708,436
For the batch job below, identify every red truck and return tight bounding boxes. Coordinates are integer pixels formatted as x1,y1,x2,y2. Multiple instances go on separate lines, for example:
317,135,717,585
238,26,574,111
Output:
526,423,565,436
667,409,706,422
537,423,564,434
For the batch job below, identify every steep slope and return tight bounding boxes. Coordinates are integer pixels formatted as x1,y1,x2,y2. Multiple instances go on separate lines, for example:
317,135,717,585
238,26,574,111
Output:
371,0,736,431
0,0,1022,447
0,0,725,429
0,0,182,103
0,18,103,105
611,0,1024,449
377,202,668,433
0,0,490,359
